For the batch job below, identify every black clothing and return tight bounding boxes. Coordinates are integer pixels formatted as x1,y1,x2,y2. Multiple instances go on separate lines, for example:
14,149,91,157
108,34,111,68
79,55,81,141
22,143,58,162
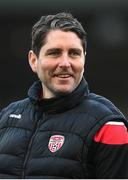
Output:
0,78,128,178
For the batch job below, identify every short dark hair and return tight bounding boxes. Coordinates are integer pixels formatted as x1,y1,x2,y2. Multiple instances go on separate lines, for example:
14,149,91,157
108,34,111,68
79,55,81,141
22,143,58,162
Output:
31,12,87,56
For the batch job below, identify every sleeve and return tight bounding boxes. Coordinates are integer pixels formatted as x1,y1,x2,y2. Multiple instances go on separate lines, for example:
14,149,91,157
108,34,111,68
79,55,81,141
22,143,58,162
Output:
90,120,128,178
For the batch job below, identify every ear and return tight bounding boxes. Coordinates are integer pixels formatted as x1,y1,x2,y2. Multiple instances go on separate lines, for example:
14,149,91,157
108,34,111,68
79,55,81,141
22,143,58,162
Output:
28,50,38,73
84,51,86,64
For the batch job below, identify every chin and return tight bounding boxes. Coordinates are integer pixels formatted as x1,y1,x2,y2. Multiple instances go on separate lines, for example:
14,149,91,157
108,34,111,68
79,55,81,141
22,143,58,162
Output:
54,87,75,97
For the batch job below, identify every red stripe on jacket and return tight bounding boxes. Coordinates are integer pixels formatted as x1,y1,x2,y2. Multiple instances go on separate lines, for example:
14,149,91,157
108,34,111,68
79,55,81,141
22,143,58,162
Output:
94,121,128,145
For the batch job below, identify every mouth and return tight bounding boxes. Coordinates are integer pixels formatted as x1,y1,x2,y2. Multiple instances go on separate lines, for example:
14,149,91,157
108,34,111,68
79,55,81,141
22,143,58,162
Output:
55,74,72,78
52,71,73,78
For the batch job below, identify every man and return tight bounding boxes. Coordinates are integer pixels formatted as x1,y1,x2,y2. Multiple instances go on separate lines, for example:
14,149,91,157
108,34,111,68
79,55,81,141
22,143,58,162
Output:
0,12,128,179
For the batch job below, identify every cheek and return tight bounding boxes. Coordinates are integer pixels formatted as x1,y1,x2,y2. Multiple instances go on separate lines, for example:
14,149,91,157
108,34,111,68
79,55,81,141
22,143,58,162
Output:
40,60,55,70
38,61,55,77
37,61,47,72
75,62,85,73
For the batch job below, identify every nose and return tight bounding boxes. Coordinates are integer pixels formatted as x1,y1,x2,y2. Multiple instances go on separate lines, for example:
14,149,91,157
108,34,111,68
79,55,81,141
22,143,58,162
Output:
58,54,71,68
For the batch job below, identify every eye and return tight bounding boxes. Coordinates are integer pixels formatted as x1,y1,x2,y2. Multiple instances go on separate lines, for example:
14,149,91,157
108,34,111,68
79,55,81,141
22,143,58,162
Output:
48,51,59,55
69,49,81,57
71,51,80,55
46,49,61,57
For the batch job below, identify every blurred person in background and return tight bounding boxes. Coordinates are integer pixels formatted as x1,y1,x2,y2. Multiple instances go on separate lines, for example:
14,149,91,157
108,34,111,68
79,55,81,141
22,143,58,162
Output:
0,12,128,179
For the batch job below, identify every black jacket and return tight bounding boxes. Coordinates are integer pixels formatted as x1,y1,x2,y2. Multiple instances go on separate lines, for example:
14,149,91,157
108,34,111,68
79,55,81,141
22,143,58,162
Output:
0,78,128,179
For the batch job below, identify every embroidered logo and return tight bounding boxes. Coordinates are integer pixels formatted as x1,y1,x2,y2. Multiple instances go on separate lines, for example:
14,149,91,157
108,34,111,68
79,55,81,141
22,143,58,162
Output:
9,114,21,119
48,135,65,153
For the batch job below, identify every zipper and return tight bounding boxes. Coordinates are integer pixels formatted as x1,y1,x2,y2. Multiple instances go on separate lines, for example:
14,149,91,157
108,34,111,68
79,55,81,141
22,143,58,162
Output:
21,112,46,178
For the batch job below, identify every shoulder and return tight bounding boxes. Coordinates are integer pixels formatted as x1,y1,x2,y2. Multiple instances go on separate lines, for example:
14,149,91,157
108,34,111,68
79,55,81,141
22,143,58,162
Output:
83,93,125,120
85,93,118,113
0,98,30,119
82,93,128,140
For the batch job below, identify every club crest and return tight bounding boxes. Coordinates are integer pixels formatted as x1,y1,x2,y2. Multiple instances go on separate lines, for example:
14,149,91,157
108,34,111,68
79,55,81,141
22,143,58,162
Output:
48,135,65,153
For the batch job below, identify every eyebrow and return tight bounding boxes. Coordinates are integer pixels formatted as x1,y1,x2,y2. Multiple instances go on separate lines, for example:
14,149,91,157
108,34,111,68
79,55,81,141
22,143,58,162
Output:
46,48,82,53
69,48,82,52
46,48,61,53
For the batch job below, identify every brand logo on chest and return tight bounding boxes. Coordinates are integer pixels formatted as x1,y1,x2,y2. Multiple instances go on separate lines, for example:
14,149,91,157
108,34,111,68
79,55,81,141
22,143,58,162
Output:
48,135,65,153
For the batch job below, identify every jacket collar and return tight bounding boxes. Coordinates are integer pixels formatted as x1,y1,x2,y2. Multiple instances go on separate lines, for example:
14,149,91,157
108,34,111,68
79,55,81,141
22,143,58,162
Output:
28,77,89,113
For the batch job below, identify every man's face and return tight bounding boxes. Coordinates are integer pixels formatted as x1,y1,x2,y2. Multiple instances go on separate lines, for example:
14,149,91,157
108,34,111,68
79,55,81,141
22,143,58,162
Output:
29,30,85,98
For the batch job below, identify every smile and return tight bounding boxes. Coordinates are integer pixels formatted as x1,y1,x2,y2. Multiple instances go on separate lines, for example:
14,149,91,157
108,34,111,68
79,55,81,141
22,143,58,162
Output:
56,74,71,78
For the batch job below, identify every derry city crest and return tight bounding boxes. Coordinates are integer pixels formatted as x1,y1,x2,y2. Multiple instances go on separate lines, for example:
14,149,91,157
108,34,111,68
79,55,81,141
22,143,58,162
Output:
48,135,65,153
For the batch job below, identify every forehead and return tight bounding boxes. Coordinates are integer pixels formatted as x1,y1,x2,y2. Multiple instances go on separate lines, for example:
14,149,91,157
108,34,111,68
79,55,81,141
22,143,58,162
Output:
44,30,83,48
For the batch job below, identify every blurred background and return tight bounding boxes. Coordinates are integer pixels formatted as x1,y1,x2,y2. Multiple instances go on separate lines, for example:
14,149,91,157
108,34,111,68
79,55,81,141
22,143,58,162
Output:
0,0,128,118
